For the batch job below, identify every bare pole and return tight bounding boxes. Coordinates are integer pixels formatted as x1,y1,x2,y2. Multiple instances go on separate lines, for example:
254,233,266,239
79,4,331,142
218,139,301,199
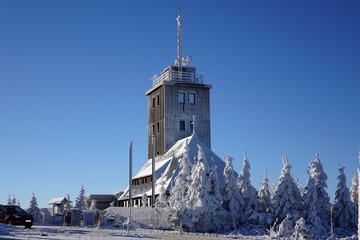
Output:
152,136,156,207
128,141,133,233
358,149,360,240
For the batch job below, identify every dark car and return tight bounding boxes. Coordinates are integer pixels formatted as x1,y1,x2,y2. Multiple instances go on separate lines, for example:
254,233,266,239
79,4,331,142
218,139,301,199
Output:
0,205,34,228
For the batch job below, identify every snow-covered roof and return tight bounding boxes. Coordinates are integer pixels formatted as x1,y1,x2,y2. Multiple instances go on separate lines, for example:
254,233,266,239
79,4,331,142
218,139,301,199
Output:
119,134,227,200
48,197,67,205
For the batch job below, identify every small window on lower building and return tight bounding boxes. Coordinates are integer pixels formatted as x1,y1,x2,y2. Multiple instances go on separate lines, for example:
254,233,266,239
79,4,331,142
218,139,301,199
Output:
190,121,193,133
180,120,185,131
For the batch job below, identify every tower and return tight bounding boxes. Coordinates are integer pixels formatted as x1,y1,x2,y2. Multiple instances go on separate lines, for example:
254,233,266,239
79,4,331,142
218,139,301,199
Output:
145,11,212,159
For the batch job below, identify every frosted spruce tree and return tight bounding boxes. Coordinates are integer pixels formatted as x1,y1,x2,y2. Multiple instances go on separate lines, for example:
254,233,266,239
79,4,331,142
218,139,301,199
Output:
142,190,148,207
155,174,168,208
302,154,331,237
258,171,273,228
207,160,226,232
187,144,212,232
333,166,357,232
272,155,302,237
350,172,358,206
222,155,243,230
237,151,260,225
168,140,192,229
75,185,87,210
27,192,42,224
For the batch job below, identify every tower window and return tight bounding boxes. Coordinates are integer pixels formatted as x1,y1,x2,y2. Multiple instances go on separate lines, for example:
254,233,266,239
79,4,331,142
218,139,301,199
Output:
190,120,194,133
179,120,185,131
152,97,155,108
157,95,160,106
189,93,196,104
157,122,160,133
178,92,185,104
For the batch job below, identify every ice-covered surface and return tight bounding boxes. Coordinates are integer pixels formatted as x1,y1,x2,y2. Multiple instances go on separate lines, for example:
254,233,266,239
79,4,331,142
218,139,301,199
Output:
0,224,357,240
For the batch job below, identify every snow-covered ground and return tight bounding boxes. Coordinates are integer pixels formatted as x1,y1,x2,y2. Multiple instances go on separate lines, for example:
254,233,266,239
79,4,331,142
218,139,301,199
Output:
0,224,270,240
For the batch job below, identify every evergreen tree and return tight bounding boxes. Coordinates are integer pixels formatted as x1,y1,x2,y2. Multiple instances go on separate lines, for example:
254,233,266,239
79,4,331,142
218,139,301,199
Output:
272,155,302,235
168,140,192,229
75,185,87,210
65,194,72,209
207,161,226,231
187,144,212,231
222,155,243,230
333,166,357,230
155,174,168,208
302,154,331,237
237,151,260,225
350,172,358,206
7,194,12,205
258,171,273,227
27,192,42,224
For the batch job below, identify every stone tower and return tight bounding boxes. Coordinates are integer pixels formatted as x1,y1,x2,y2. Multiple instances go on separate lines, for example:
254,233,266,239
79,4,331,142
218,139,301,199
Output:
145,12,212,159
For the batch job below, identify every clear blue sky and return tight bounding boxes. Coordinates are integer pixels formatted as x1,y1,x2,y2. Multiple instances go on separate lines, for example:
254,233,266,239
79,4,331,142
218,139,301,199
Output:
1,1,359,208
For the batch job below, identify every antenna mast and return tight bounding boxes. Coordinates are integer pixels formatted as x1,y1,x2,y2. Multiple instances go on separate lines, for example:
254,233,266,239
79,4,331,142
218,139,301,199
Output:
176,9,182,66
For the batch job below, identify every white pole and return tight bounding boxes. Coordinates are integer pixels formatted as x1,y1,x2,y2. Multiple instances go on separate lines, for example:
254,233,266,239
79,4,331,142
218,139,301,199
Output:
152,136,156,207
358,149,360,240
128,141,133,233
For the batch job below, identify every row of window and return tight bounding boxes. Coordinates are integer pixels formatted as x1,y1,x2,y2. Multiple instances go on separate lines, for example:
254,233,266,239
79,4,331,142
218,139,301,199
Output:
151,120,193,135
152,92,196,108
179,92,196,104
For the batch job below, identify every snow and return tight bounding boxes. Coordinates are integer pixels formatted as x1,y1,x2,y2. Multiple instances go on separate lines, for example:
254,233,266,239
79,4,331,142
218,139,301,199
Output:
48,197,67,205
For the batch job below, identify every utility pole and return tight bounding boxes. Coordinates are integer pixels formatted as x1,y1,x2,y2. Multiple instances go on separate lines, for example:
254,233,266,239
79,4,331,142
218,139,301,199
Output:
152,136,156,207
128,141,133,233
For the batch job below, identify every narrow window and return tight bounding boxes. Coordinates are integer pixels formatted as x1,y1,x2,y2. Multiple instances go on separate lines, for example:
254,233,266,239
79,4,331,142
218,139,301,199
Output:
152,97,155,108
180,120,185,131
190,120,193,133
157,122,160,133
178,92,185,104
157,95,160,106
189,93,196,104
152,124,155,135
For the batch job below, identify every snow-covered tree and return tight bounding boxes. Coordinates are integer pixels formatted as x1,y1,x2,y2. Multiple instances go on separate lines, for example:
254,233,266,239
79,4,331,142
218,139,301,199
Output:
302,154,331,237
333,166,357,230
207,160,226,231
350,172,358,206
258,171,273,227
222,155,243,230
168,140,192,229
291,217,313,239
187,144,212,232
27,192,41,224
75,185,87,210
272,155,302,235
237,151,260,225
155,174,168,208
7,194,12,205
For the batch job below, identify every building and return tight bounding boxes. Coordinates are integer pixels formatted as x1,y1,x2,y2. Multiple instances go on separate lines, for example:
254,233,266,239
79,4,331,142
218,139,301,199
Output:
145,11,211,159
118,12,222,207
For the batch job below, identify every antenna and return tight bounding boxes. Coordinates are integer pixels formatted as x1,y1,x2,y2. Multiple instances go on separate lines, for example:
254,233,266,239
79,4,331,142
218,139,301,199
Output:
176,9,182,66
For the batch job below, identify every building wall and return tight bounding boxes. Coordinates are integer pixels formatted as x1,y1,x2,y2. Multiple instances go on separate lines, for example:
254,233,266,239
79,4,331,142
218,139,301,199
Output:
147,81,211,159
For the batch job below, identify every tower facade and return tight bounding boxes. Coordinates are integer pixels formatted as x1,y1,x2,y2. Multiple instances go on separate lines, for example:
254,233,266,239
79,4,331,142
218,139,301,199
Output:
145,12,212,159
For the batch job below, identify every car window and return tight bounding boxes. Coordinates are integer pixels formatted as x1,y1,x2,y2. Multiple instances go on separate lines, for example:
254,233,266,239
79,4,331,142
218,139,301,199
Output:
14,206,26,213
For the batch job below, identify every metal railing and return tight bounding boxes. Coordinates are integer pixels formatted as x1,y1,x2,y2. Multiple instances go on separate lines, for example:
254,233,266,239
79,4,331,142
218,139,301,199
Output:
152,69,204,86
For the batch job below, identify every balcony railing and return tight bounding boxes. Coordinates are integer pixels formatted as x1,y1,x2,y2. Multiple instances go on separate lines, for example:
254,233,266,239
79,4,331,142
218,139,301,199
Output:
152,68,204,86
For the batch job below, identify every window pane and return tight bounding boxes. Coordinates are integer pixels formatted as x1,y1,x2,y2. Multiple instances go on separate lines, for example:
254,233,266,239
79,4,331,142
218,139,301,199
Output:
178,92,185,104
189,93,195,104
180,120,185,131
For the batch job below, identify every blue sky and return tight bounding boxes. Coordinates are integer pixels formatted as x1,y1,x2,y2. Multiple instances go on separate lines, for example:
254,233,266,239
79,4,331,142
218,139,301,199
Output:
1,1,359,208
